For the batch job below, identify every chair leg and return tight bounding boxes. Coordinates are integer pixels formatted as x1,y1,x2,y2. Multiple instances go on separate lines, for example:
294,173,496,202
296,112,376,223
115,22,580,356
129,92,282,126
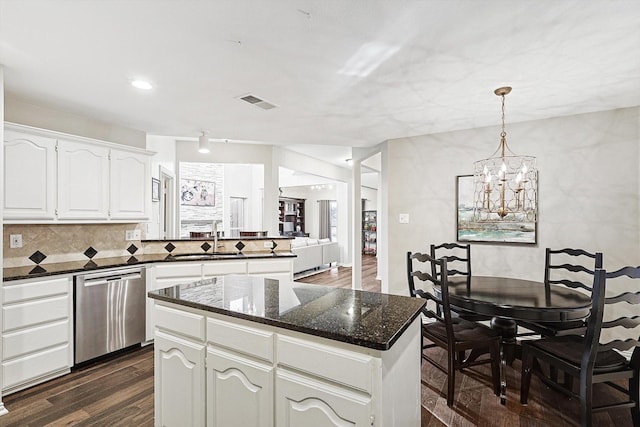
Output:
447,350,455,407
489,341,501,397
520,348,534,404
630,373,640,426
579,373,593,427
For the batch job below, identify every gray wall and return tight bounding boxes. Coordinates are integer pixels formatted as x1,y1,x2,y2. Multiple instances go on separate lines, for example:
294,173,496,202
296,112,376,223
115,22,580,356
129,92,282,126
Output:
384,107,640,295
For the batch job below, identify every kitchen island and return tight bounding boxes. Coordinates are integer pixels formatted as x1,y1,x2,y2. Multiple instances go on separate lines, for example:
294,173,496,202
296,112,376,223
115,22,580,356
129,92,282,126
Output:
148,275,425,427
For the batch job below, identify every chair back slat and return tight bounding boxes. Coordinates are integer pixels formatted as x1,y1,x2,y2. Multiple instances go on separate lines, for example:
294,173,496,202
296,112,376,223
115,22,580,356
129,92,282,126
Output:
603,316,640,329
431,243,471,279
548,278,593,292
606,293,640,305
544,248,602,295
407,251,451,329
548,263,598,275
583,266,640,368
598,339,640,353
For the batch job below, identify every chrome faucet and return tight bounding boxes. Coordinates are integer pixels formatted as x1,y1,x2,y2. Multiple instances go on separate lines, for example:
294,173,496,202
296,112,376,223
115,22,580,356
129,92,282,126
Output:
212,220,222,251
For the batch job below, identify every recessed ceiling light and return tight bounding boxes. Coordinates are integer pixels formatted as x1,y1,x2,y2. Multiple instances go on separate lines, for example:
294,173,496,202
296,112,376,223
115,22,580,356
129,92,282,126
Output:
131,80,153,90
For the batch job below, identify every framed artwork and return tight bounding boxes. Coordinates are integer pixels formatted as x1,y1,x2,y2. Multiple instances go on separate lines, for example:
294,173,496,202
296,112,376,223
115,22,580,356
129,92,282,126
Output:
456,174,536,244
151,178,160,202
180,179,216,206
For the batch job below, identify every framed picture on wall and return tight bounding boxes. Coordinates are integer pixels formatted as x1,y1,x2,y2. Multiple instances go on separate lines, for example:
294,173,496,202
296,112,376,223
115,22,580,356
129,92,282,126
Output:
151,178,160,202
456,174,536,244
180,179,216,206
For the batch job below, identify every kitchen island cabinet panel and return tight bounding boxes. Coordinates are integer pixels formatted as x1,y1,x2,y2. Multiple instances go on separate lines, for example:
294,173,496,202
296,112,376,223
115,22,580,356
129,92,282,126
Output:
3,129,57,220
155,331,205,427
150,276,424,427
275,368,373,427
207,347,273,427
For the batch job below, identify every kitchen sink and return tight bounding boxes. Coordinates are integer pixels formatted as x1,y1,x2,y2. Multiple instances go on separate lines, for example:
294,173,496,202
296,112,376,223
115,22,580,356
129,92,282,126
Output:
170,253,241,260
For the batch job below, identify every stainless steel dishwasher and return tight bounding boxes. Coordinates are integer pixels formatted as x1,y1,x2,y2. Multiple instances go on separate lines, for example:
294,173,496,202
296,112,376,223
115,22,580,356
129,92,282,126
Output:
74,266,146,364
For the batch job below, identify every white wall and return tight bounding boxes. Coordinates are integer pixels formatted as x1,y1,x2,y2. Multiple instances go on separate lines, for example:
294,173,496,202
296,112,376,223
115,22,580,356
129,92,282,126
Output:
0,66,7,416
146,135,177,239
384,107,640,295
5,93,145,148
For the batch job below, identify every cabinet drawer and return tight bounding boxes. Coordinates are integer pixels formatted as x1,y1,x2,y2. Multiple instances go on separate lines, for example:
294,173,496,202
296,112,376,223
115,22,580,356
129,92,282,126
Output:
3,295,70,332
207,317,274,362
3,277,69,304
247,259,292,274
154,263,202,279
3,319,70,360
202,261,247,277
3,344,70,390
277,335,374,394
155,303,205,341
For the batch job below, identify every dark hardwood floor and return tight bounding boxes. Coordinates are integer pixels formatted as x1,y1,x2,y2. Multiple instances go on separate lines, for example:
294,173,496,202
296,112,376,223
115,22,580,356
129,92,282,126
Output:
0,256,634,426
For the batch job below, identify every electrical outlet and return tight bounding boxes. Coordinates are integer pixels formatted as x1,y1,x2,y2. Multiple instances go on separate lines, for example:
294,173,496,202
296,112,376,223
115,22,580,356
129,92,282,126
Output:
10,234,23,248
125,230,136,241
264,241,274,249
399,213,410,224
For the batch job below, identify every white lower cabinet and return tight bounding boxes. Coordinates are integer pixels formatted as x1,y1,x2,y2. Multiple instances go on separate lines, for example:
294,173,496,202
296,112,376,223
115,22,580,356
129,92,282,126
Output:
276,369,372,427
155,331,206,427
207,348,273,427
154,303,206,427
1,276,73,394
153,301,421,427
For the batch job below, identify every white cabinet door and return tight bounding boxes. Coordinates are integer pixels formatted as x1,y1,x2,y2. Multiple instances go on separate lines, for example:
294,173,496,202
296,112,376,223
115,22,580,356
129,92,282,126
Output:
3,129,57,220
207,347,273,427
57,139,109,220
155,331,206,427
109,149,150,220
276,369,373,427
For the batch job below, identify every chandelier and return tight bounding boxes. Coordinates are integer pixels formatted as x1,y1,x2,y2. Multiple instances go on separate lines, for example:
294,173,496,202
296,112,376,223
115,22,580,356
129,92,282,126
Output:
472,87,537,223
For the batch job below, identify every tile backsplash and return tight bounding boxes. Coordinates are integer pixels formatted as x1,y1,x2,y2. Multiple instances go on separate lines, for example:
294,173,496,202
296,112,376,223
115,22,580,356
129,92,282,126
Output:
3,224,291,269
3,223,145,268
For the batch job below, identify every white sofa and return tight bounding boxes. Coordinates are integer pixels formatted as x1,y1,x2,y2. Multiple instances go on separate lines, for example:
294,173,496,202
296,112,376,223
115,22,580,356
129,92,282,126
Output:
291,238,340,274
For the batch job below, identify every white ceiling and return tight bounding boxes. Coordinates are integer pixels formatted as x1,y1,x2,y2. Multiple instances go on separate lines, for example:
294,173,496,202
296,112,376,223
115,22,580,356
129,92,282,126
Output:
1,1,639,167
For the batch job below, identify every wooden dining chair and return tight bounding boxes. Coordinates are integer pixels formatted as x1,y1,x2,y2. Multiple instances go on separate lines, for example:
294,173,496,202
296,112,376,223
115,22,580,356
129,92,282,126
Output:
430,242,492,322
520,266,640,427
407,251,502,407
519,247,603,338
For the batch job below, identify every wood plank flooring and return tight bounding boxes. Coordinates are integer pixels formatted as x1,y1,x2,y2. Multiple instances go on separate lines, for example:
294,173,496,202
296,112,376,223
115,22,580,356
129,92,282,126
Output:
0,256,635,426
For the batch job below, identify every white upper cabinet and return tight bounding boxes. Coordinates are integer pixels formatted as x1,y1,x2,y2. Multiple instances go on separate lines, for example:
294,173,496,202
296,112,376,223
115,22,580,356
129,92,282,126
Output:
3,123,153,223
57,139,110,220
3,129,57,220
109,149,150,220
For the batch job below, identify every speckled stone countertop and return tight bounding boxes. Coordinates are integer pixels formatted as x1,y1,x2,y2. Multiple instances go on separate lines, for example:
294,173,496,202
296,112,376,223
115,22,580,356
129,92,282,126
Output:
148,275,426,351
3,252,295,282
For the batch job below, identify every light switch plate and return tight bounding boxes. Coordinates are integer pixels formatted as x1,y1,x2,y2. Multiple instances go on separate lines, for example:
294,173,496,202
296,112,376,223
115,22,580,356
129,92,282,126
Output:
399,213,410,224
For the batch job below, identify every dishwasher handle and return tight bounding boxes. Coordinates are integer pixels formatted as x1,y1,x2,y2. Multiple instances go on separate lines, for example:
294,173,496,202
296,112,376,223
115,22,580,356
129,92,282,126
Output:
82,272,143,287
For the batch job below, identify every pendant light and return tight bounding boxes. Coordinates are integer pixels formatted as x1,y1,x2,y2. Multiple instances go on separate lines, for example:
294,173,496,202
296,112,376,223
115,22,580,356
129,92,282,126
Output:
472,87,537,223
198,132,210,154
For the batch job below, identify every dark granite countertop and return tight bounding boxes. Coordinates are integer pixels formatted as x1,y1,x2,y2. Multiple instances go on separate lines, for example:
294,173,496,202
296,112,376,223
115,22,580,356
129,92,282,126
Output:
148,275,425,351
3,252,296,282
142,237,292,242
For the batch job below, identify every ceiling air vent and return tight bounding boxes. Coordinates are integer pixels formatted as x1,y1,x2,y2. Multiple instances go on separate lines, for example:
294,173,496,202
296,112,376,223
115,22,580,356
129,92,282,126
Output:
239,94,277,110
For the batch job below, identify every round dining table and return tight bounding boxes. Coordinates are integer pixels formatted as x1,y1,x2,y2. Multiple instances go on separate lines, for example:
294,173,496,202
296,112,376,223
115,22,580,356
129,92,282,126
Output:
443,275,592,404
447,276,592,322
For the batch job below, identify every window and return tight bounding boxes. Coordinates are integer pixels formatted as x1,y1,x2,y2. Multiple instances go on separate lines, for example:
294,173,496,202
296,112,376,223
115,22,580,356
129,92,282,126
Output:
330,201,338,241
